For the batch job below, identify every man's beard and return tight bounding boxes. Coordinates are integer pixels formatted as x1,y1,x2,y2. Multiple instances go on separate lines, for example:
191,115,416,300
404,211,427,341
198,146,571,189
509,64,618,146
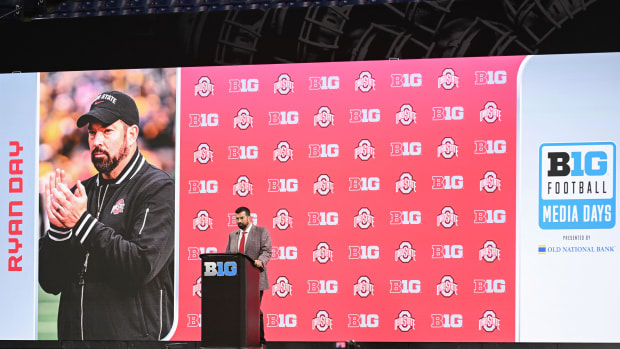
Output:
91,137,129,175
237,221,248,230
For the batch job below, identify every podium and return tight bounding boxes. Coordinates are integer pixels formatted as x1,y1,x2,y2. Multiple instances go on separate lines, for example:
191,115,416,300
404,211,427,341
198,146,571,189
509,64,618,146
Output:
200,253,261,348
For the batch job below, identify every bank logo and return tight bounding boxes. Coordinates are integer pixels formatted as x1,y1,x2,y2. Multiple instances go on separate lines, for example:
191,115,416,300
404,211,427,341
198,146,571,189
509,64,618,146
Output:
194,76,214,97
193,143,214,164
193,210,213,231
539,142,615,229
355,71,376,92
438,68,459,90
272,276,293,298
274,73,294,95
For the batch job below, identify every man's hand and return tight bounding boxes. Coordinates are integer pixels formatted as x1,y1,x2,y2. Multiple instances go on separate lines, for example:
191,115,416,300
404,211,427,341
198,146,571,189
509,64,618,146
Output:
254,260,263,269
45,169,88,229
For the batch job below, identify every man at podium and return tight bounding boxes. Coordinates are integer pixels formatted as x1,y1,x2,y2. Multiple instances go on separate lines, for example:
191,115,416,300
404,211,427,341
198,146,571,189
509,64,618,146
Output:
226,206,272,348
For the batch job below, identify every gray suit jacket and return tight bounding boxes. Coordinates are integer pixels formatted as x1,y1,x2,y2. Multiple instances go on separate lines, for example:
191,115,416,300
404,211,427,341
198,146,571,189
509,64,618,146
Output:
226,224,272,291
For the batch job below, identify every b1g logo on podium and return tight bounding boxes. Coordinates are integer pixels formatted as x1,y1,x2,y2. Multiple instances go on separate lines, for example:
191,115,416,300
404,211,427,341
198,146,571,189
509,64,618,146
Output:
203,261,237,276
539,142,615,229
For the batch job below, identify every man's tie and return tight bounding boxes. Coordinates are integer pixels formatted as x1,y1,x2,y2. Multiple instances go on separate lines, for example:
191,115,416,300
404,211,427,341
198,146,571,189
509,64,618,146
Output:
239,231,246,254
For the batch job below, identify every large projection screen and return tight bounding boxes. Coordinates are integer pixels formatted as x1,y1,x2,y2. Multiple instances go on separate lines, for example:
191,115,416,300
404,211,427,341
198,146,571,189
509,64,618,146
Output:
0,52,617,342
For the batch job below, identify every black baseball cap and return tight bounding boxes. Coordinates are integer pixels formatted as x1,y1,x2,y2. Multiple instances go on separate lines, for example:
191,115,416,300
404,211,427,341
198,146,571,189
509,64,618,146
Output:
77,90,140,128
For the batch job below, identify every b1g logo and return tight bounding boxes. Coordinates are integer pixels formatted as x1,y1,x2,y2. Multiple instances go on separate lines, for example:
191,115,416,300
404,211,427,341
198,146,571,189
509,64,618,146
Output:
395,311,416,331
272,246,297,260
473,279,506,294
348,314,379,328
308,280,338,294
349,245,379,260
273,141,294,162
437,137,459,158
309,144,339,158
187,314,201,327
314,106,335,128
474,139,507,154
268,111,299,125
308,212,338,226
309,76,339,90
390,211,421,225
193,210,213,231
433,106,464,121
187,246,217,260
474,70,507,85
436,276,458,297
312,311,333,332
540,142,615,229
313,174,334,196
233,108,254,130
438,68,459,90
189,113,218,127
479,310,500,332
395,241,416,262
437,207,458,228
188,179,218,194
354,140,375,161
479,240,501,262
390,280,420,294
274,73,294,95
355,71,376,92
432,175,464,190
313,242,334,264
194,76,215,97
266,314,297,328
480,171,502,193
430,314,463,328
349,177,380,191
229,78,258,93
396,173,416,194
193,144,214,164
473,209,507,224
272,209,293,230
350,109,380,123
354,208,375,229
391,73,422,88
233,175,253,197
391,142,422,156
396,104,416,126
267,178,298,193
431,245,463,259
480,102,502,123
228,145,258,160
272,276,293,297
353,276,375,297
203,261,237,276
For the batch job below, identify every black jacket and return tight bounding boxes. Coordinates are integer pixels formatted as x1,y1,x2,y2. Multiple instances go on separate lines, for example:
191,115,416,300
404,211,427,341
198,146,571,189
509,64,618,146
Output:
39,150,175,340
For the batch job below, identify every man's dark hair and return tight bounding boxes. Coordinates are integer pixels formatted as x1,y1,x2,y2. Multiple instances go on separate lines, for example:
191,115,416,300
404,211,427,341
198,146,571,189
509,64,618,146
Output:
235,206,251,216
